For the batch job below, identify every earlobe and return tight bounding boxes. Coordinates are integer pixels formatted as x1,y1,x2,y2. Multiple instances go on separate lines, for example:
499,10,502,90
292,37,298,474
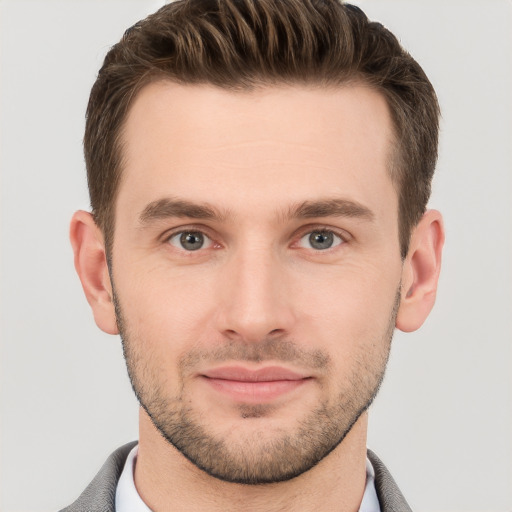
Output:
396,210,445,333
69,210,119,335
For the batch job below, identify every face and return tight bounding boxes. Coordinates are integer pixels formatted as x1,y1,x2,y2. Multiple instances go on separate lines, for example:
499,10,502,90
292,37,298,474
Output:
111,82,403,484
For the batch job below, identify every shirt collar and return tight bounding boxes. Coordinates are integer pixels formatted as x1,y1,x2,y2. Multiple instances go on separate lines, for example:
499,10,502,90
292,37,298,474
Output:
116,444,381,512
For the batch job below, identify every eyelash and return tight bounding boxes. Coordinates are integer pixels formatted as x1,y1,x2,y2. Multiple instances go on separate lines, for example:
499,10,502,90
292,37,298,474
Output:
163,225,350,253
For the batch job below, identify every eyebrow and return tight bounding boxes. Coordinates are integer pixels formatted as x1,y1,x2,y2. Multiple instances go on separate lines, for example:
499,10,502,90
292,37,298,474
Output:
286,198,375,221
138,196,374,226
139,197,229,225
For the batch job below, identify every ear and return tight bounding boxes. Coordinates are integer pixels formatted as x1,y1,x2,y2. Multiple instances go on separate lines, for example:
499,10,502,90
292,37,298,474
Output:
69,210,119,335
396,209,445,332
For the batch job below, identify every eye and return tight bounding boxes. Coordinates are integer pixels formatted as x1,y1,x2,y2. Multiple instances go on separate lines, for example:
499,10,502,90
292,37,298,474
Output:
298,230,344,250
167,231,213,251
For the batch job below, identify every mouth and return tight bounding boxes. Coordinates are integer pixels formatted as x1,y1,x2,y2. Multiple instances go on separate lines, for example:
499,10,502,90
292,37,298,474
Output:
199,366,311,403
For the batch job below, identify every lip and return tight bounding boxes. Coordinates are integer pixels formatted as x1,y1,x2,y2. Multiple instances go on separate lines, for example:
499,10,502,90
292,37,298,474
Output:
203,366,307,382
200,366,311,403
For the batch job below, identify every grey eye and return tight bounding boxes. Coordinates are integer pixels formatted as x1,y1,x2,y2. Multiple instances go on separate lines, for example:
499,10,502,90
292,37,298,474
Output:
299,230,343,250
168,231,212,251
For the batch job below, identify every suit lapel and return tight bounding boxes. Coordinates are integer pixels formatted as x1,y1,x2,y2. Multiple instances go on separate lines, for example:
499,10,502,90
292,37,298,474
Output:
367,449,413,512
59,441,138,512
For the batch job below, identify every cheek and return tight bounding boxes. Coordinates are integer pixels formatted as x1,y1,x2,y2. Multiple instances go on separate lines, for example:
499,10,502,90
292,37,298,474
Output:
114,262,217,362
296,261,400,355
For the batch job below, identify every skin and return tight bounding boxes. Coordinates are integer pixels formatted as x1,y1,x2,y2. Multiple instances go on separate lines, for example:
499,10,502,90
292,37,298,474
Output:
71,82,444,511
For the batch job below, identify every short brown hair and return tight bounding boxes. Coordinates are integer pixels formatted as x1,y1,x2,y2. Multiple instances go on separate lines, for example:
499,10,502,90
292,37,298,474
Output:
84,0,440,258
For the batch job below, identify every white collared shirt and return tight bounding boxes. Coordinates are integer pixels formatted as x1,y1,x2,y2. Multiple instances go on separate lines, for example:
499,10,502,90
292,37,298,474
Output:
115,445,381,512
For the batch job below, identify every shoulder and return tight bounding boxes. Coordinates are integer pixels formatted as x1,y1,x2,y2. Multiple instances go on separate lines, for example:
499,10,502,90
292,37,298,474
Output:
59,441,138,512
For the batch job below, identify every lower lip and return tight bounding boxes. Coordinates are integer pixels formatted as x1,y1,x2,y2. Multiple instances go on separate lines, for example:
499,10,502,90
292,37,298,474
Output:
202,377,308,402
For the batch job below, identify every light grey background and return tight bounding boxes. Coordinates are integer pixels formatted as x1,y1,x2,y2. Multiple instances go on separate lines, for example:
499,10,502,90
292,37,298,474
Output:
1,1,510,511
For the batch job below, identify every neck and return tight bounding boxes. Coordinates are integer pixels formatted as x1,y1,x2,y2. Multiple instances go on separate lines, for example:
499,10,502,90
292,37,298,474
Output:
134,408,369,512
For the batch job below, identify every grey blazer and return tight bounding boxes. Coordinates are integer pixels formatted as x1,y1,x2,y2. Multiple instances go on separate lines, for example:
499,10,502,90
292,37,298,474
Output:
60,442,412,512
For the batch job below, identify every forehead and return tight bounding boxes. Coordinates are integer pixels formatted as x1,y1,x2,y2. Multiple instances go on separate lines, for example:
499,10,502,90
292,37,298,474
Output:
117,81,397,221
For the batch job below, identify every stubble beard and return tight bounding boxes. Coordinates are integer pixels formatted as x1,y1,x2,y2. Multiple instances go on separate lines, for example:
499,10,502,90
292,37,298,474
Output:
114,289,399,485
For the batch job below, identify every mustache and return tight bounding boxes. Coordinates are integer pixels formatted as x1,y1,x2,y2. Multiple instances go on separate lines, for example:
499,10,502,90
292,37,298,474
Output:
179,338,331,372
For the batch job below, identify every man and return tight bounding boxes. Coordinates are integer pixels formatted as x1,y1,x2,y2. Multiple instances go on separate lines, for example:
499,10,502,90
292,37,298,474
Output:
63,0,444,510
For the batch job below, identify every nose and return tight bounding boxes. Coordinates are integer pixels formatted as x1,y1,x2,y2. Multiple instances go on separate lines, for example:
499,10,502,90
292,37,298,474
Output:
214,246,296,343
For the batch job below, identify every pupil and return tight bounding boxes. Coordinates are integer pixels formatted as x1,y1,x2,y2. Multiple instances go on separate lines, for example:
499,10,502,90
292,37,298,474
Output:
180,232,203,250
309,231,333,250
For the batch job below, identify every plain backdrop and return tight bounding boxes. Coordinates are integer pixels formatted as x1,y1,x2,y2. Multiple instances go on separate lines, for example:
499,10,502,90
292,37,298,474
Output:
1,1,511,511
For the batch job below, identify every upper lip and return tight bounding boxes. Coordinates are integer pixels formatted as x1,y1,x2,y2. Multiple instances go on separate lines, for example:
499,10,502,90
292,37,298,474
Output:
201,366,308,382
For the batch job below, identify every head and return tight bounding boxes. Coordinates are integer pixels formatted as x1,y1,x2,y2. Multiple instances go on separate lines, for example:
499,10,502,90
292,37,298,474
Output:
72,0,444,486
85,0,440,260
